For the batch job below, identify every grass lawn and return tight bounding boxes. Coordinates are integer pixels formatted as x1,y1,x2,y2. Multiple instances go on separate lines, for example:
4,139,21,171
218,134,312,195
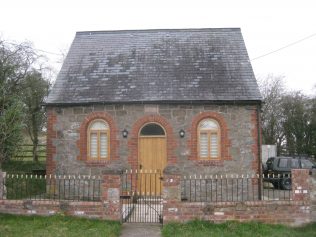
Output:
0,213,121,237
162,220,316,237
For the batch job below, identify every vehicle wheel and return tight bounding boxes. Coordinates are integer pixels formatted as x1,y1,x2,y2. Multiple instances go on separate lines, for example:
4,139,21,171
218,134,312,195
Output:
281,178,292,190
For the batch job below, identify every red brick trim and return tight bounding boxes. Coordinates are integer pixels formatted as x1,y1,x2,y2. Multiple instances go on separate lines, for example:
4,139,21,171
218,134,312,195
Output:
251,108,261,173
128,115,177,170
46,108,57,175
188,111,231,163
77,112,118,162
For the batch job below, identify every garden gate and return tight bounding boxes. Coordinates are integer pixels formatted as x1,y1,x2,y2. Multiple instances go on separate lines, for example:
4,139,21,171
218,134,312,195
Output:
120,170,163,223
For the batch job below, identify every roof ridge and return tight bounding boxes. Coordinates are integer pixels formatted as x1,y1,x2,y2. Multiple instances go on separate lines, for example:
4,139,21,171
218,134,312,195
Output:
76,28,241,35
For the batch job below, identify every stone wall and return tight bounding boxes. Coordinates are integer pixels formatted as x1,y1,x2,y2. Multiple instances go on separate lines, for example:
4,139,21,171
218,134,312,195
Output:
46,103,260,176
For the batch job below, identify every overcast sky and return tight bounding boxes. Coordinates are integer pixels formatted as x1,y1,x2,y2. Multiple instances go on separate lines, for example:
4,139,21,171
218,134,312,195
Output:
1,0,315,94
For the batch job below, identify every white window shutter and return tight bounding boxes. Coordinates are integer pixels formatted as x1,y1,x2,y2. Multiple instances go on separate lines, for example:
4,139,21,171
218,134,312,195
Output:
100,133,108,158
210,133,218,158
90,133,98,158
199,133,208,158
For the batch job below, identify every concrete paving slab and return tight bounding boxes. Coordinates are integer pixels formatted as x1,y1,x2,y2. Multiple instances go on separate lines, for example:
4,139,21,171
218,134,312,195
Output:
120,223,162,237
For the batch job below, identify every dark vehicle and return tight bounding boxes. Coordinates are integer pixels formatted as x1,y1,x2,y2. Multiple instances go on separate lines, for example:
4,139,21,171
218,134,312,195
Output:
263,156,316,190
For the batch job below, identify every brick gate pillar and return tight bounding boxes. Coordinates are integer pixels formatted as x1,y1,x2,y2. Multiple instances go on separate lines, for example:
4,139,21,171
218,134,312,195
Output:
163,165,181,223
292,169,310,202
101,168,123,221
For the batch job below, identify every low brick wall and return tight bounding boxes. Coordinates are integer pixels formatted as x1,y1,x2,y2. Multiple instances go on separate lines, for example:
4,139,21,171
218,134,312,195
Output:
0,170,121,221
0,199,107,219
164,201,311,226
163,168,314,226
0,168,315,225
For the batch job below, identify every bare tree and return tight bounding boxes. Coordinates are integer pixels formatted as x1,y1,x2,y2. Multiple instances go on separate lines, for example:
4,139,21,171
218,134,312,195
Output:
258,75,286,155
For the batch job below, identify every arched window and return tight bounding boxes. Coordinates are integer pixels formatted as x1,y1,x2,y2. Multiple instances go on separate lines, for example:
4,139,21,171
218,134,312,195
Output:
88,120,109,160
198,119,220,159
140,123,165,136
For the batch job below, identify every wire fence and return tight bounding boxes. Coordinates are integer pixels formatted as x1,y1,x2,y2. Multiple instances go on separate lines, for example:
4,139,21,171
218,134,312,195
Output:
1,173,101,201
181,174,292,202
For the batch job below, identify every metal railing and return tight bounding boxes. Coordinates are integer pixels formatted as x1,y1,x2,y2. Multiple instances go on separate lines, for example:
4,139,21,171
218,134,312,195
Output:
181,174,292,202
1,173,101,201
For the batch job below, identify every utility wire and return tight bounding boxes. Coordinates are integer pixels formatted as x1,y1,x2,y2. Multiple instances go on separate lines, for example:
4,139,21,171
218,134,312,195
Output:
6,41,63,56
250,32,316,61
36,48,63,56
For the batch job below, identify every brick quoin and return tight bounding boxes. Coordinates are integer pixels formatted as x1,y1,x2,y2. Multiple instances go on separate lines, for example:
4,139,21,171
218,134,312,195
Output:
128,114,177,170
188,111,231,165
250,108,261,174
46,108,57,175
77,111,119,163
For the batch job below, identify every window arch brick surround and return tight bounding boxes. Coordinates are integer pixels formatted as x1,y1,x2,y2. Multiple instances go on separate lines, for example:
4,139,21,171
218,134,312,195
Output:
128,115,177,170
77,112,118,163
189,111,232,164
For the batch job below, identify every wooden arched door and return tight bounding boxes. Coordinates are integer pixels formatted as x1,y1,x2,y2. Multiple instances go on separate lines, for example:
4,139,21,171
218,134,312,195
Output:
138,123,167,194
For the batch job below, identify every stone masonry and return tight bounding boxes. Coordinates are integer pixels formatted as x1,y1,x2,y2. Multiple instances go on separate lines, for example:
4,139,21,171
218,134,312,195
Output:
46,103,260,176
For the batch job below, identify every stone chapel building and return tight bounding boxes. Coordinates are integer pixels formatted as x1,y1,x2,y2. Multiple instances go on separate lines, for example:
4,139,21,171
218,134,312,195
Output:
45,28,262,178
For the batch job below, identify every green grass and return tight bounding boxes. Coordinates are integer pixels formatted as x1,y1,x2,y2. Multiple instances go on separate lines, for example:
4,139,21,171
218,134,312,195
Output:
162,220,316,237
0,213,121,237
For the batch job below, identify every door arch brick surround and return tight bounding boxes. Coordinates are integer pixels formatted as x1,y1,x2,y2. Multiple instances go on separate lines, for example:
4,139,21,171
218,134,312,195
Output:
128,115,177,170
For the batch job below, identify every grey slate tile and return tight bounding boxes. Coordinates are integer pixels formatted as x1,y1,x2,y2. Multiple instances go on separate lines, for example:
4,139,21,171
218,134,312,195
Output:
46,28,262,105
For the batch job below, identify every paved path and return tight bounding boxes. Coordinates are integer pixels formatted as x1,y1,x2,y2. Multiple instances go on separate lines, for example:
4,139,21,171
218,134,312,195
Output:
120,223,162,237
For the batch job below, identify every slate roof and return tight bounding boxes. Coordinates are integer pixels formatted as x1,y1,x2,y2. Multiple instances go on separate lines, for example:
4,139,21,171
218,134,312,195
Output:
46,28,261,105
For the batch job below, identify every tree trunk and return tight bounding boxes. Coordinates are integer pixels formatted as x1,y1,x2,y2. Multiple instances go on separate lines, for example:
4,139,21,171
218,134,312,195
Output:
33,136,39,162
31,112,39,162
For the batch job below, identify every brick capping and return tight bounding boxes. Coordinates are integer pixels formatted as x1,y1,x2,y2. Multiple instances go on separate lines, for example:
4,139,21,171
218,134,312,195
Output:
128,114,177,170
77,111,119,162
188,111,232,163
